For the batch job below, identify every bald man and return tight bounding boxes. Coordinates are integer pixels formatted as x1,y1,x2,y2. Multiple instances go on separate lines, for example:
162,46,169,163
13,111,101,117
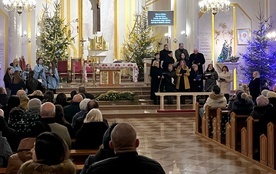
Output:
63,94,83,123
87,123,165,174
40,102,71,148
190,48,205,74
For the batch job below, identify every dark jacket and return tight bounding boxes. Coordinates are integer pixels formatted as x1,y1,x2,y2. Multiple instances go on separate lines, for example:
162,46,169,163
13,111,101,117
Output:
150,66,163,101
63,102,81,123
250,104,273,119
9,78,26,95
248,78,261,102
72,110,87,132
175,48,189,62
190,69,203,92
190,53,205,74
203,69,218,92
75,122,108,149
257,106,276,135
162,56,175,72
0,94,9,107
87,152,165,174
231,100,254,115
163,70,176,92
80,149,115,174
26,78,41,95
0,132,13,167
0,117,19,152
3,74,12,89
159,49,170,62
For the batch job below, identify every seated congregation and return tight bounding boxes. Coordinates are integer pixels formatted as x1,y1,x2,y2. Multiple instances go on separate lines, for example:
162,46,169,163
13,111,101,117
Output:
196,83,276,171
0,86,165,173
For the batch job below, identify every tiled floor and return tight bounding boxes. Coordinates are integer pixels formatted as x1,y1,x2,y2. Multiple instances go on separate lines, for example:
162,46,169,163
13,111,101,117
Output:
111,116,274,174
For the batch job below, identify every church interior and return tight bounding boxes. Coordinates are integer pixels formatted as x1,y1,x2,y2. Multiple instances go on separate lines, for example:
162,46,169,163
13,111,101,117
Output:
0,0,276,173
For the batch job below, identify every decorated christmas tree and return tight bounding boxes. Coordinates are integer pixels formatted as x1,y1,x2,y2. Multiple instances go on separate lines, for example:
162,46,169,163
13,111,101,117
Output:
37,1,72,65
121,7,158,81
240,9,276,86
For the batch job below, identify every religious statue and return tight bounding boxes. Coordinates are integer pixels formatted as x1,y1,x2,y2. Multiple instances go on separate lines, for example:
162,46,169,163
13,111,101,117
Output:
217,40,232,62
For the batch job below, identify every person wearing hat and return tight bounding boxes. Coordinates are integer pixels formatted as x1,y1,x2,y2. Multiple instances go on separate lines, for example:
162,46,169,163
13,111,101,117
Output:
6,138,35,174
80,123,117,174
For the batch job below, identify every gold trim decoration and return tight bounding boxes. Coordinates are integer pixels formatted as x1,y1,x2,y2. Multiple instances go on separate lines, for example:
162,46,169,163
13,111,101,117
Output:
60,0,64,19
0,10,9,69
211,14,215,64
173,0,177,51
233,5,237,55
78,0,83,58
88,35,109,51
145,0,159,7
114,0,118,60
27,11,32,65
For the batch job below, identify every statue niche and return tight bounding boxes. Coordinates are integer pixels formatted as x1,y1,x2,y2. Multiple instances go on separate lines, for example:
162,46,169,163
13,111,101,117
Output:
89,0,101,33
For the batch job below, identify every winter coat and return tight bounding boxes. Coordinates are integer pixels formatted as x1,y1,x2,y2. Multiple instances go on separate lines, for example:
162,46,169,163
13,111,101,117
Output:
203,93,227,110
190,69,203,92
18,159,76,174
87,152,165,174
80,148,115,174
75,122,108,149
6,138,35,174
231,100,254,115
163,70,176,92
63,102,81,123
250,104,273,119
248,78,261,102
0,132,13,167
0,117,19,152
218,71,232,94
175,66,190,90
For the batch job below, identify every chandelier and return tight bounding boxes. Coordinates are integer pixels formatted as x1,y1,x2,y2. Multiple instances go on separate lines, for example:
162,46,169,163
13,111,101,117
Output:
199,0,230,15
2,0,36,14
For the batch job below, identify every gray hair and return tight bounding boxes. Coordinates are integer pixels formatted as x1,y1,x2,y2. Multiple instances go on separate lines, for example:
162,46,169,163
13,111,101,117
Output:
28,98,42,110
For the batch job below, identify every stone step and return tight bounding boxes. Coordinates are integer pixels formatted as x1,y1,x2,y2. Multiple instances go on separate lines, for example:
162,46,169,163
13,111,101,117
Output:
99,104,193,110
102,110,194,119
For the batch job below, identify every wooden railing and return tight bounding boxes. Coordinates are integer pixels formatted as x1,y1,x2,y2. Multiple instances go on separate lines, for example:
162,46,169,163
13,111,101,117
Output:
155,92,211,110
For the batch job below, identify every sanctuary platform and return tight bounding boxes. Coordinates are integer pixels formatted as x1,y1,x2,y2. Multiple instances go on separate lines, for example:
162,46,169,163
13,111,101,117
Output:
56,81,195,118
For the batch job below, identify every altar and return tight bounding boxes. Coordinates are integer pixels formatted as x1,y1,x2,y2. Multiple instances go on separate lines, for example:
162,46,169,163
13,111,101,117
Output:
89,63,139,85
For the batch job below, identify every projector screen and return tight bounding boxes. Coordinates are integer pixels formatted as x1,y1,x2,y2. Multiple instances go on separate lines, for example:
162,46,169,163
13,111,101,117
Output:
148,11,174,26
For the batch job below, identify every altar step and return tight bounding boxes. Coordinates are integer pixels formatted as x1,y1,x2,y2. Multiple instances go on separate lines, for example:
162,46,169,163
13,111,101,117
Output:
102,109,194,119
99,104,193,110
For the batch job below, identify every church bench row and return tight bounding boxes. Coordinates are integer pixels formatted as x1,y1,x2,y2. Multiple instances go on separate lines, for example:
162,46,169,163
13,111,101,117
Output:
195,104,276,171
155,92,211,110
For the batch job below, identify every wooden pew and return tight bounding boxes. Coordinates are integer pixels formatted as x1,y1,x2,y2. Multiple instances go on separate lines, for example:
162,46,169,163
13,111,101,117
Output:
195,102,201,133
76,164,84,174
267,122,276,169
260,133,267,166
226,112,248,151
216,108,229,143
225,122,231,147
0,168,6,174
204,105,217,138
70,149,98,164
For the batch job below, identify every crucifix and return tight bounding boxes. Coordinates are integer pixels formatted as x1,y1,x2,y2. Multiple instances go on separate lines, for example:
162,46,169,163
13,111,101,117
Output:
89,0,101,33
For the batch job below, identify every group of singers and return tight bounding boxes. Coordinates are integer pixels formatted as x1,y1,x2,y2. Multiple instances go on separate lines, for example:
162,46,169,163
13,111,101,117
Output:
3,57,60,96
150,43,223,105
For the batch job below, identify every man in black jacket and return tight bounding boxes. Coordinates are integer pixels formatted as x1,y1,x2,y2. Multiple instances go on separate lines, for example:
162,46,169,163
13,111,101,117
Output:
87,123,165,174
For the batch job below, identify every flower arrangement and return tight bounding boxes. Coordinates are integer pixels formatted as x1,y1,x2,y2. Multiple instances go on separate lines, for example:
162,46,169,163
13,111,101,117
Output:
96,90,135,101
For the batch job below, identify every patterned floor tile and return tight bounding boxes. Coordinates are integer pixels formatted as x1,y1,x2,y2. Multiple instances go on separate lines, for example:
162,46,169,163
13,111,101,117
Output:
114,116,274,174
